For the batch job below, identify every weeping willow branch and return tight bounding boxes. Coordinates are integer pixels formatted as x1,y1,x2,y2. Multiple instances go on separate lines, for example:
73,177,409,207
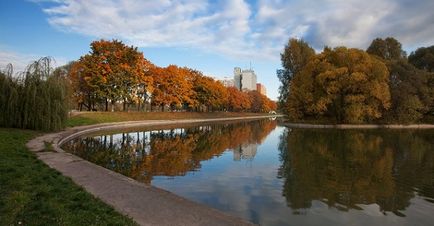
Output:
0,57,68,131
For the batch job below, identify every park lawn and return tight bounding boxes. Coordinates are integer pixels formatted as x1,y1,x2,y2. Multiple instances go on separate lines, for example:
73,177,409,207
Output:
0,129,137,226
67,111,270,127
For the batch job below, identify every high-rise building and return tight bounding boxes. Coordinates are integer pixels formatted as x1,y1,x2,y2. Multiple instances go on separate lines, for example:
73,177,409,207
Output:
233,67,257,91
218,77,235,87
256,83,266,96
233,143,258,161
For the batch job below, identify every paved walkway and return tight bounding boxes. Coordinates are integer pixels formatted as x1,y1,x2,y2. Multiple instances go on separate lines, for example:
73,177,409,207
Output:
27,116,281,226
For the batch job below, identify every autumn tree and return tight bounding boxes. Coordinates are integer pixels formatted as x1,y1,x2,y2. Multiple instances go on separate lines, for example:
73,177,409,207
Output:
69,39,153,111
151,65,195,111
227,87,251,111
247,91,276,113
191,72,229,111
287,47,391,123
278,38,315,112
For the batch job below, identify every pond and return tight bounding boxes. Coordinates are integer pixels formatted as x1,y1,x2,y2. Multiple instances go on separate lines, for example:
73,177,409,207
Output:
62,119,434,226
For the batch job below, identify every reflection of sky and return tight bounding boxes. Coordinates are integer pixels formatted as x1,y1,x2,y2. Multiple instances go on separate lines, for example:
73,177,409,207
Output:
75,124,434,226
149,126,434,226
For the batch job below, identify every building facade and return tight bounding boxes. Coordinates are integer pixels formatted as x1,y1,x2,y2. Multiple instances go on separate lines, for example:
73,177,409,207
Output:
233,67,257,91
256,83,266,96
219,77,235,87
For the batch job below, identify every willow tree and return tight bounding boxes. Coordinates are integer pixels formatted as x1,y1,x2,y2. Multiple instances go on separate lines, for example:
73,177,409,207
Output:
287,47,391,123
0,57,68,131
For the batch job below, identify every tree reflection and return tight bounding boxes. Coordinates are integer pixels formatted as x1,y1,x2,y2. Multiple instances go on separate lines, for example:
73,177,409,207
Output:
63,119,277,184
278,129,434,216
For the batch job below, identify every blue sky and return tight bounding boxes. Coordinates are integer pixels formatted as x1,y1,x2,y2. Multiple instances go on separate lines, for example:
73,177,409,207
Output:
1,0,433,100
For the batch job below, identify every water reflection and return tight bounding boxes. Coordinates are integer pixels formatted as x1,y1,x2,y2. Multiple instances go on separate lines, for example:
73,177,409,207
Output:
63,120,277,184
278,129,434,217
62,121,434,226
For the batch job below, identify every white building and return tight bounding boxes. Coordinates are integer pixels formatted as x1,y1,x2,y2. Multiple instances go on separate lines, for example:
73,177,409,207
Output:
234,67,257,91
233,143,258,161
218,77,235,87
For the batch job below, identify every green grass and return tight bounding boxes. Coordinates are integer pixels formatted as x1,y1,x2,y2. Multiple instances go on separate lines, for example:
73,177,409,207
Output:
0,129,137,226
67,111,270,127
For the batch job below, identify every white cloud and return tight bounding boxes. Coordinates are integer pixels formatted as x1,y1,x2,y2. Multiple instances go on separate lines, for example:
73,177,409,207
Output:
256,0,434,51
0,48,68,76
39,0,434,60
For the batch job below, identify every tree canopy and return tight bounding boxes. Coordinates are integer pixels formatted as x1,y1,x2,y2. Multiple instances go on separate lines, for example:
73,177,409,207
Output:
279,36,434,123
0,57,68,131
409,45,434,72
366,37,406,61
69,39,153,111
287,47,391,123
278,39,315,112
66,39,276,113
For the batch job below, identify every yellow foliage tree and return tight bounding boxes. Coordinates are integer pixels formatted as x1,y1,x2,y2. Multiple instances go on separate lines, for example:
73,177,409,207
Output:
288,47,391,123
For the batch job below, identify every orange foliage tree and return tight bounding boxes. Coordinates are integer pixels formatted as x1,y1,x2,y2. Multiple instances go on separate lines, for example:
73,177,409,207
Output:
150,65,195,111
227,87,251,111
192,73,229,111
69,39,153,111
69,39,277,113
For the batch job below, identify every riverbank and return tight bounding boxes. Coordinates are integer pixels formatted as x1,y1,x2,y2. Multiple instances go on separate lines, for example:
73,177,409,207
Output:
67,111,275,127
0,129,137,225
26,115,281,225
283,122,434,129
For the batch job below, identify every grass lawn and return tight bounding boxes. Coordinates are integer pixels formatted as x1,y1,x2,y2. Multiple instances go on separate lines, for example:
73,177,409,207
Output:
67,111,270,127
0,129,137,226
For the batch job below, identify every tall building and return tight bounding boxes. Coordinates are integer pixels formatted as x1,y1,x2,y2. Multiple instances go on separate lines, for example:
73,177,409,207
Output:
233,67,257,91
233,143,258,161
256,83,266,96
219,77,235,87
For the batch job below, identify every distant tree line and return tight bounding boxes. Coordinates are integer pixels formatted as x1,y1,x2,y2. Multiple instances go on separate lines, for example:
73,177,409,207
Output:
0,57,69,131
69,39,277,113
278,37,434,123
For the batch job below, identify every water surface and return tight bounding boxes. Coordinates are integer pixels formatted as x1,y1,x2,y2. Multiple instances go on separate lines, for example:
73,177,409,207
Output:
62,120,434,226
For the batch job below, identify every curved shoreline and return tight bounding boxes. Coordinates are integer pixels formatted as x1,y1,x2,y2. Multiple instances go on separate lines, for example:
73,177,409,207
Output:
27,115,281,226
282,122,434,129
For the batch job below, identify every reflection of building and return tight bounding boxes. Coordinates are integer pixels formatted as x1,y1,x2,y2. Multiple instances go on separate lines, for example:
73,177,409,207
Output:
256,83,266,96
219,77,235,87
233,143,258,161
234,67,257,91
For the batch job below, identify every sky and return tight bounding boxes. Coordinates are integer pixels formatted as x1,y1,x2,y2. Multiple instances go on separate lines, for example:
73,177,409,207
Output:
1,0,433,100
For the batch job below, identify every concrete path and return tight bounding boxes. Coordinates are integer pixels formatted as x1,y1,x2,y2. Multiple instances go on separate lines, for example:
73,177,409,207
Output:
27,116,280,226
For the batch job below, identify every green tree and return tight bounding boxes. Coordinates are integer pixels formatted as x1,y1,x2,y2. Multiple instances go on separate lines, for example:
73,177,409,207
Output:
368,38,434,122
0,57,68,131
408,45,434,72
278,38,315,112
367,37,406,61
387,60,433,122
287,47,391,123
